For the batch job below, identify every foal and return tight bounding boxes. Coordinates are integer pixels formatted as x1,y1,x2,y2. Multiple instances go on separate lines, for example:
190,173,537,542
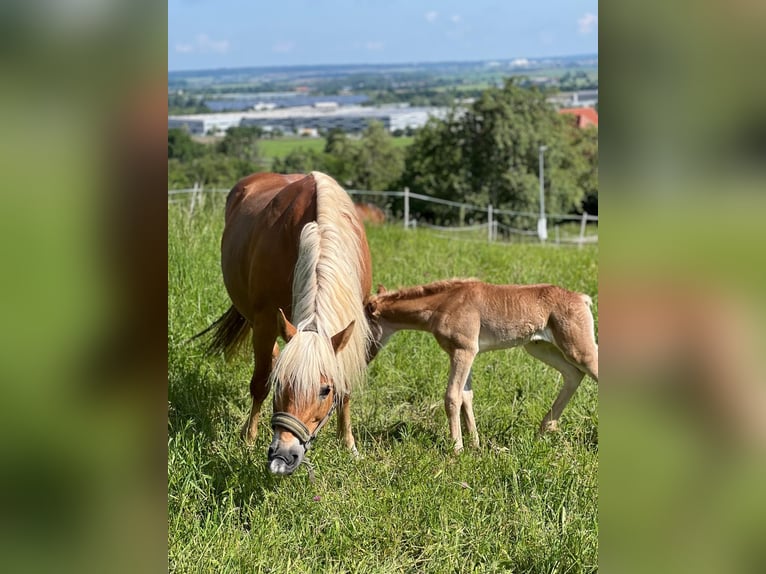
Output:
365,279,598,450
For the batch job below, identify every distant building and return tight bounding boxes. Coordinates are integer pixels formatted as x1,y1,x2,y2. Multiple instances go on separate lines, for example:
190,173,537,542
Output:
168,103,448,136
546,89,598,109
558,107,598,128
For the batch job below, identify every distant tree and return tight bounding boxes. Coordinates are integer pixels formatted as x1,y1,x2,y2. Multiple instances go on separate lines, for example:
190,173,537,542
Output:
324,128,349,155
346,122,403,191
217,126,263,163
401,79,596,221
168,153,258,189
272,148,332,175
168,128,207,162
574,126,598,214
321,129,356,185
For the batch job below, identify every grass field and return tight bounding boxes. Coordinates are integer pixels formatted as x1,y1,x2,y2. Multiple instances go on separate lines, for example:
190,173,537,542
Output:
168,192,598,573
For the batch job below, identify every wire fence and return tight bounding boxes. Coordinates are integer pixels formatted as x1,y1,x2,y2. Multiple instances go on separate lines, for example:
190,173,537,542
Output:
168,185,598,247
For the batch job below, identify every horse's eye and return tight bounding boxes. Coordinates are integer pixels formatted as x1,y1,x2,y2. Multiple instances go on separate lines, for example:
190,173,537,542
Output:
318,385,331,398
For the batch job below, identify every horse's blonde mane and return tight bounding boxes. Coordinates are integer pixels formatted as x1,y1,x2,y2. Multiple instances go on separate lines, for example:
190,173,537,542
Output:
270,172,371,407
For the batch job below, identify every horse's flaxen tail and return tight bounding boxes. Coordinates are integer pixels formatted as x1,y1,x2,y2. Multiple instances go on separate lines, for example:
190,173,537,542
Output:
190,305,250,359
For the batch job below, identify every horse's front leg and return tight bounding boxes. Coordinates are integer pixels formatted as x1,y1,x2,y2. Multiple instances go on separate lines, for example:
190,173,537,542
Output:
241,333,278,444
336,394,358,456
445,348,477,452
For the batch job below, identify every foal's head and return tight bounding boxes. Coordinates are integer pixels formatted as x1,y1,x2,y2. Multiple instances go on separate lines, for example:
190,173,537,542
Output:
267,309,354,476
364,285,388,362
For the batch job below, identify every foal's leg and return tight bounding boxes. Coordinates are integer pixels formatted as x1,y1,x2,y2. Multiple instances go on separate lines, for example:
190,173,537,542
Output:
241,327,277,443
524,341,585,433
460,370,480,448
337,394,359,456
445,349,477,452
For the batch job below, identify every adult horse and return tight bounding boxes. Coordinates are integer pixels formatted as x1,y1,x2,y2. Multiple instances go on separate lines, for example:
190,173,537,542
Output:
203,171,372,475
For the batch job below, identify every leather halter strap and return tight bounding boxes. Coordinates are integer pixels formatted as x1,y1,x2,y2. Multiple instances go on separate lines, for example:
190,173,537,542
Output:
271,398,338,450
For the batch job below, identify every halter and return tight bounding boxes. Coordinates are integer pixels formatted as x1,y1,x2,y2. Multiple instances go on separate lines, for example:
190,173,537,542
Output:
271,395,339,451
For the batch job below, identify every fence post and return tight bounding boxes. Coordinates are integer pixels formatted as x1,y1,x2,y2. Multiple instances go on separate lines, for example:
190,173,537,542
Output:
189,182,201,218
403,187,410,230
579,211,588,249
487,204,493,243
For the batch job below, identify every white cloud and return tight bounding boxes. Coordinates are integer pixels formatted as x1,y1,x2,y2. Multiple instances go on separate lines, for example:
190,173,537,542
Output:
425,11,438,23
174,33,230,55
365,41,384,51
272,41,295,54
450,14,461,24
195,33,230,54
578,13,597,35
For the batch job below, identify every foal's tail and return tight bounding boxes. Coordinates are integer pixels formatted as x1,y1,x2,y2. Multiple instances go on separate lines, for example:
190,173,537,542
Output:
190,305,250,359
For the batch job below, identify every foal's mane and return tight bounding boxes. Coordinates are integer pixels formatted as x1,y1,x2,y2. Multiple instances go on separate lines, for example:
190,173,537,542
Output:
378,278,480,303
270,172,371,407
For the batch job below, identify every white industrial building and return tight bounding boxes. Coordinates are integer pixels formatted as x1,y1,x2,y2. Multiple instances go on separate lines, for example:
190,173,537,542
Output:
168,104,449,136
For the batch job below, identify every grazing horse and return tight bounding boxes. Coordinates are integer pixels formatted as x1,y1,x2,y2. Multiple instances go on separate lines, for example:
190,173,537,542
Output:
365,279,598,451
202,171,372,475
354,202,386,225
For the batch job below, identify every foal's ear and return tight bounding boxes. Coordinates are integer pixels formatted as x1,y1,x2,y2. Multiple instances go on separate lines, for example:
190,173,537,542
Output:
330,321,355,354
365,299,380,319
277,308,297,342
376,284,387,294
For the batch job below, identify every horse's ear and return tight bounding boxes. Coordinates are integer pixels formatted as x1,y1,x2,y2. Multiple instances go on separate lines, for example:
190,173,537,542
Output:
330,321,355,354
376,284,387,295
277,308,297,342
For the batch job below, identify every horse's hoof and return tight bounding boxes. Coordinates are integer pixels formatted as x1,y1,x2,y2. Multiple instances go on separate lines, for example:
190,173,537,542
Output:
539,420,559,434
240,422,257,445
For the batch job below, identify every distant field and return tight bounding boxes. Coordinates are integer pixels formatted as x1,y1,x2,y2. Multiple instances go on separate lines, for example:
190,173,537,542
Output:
168,192,598,572
258,137,326,159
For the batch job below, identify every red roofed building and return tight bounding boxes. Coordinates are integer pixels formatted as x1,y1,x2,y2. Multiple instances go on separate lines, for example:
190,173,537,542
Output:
559,107,598,128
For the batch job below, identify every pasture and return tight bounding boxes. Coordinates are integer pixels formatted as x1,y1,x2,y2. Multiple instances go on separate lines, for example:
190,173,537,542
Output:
168,191,598,573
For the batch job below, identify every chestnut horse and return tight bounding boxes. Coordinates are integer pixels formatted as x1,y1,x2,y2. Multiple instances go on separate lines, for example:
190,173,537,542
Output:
365,279,598,450
202,171,372,475
354,202,386,225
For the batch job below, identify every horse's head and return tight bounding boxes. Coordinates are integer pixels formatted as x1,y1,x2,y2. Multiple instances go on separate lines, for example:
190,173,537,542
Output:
267,309,355,476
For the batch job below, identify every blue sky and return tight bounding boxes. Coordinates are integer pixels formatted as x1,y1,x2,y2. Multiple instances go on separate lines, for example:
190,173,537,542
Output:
168,1,598,71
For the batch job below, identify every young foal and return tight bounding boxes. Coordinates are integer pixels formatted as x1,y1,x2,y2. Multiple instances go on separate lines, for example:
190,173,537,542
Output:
365,279,598,450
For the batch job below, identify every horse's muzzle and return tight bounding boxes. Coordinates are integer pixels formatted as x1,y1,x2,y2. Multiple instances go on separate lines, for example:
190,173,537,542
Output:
267,439,305,475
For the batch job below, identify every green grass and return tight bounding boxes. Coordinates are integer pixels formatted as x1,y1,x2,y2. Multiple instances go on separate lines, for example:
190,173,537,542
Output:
258,137,327,160
169,192,598,573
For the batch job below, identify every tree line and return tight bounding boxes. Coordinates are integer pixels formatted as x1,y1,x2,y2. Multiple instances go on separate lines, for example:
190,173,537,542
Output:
168,79,597,220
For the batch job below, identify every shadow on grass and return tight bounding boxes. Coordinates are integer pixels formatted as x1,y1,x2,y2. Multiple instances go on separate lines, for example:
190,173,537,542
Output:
168,359,245,440
168,359,287,512
356,420,444,450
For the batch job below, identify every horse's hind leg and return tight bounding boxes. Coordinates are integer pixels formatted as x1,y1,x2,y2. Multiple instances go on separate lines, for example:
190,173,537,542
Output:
460,370,480,448
241,331,278,444
445,348,477,452
524,341,585,433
